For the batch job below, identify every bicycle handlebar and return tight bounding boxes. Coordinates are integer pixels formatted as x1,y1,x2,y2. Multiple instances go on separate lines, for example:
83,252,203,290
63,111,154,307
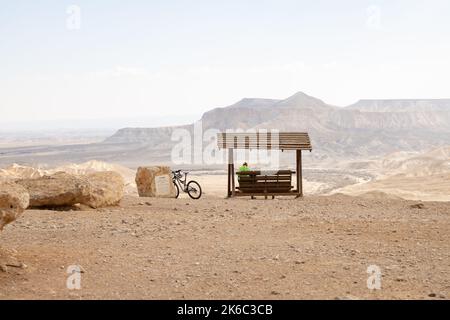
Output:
173,169,189,175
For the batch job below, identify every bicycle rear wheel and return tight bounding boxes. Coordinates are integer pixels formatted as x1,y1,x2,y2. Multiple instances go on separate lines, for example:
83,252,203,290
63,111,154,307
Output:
187,181,202,199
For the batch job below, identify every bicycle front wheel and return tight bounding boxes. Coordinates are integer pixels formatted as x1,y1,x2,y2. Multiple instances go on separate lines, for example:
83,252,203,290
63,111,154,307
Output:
173,181,180,198
187,181,202,199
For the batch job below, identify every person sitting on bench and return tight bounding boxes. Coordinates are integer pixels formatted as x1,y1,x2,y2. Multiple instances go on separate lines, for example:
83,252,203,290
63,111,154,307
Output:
239,162,249,172
238,162,249,182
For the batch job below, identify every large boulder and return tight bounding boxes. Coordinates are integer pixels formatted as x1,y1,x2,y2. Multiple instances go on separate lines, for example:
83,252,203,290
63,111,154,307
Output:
84,171,125,208
0,182,29,231
135,166,177,198
16,172,91,207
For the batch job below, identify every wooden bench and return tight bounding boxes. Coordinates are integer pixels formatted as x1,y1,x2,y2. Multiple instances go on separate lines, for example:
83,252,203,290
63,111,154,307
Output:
236,170,294,198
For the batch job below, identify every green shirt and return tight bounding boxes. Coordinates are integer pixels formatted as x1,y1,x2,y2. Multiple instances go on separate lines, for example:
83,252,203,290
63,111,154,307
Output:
239,165,249,172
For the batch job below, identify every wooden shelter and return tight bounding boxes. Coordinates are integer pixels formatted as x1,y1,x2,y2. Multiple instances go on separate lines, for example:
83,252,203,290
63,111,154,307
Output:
217,132,312,198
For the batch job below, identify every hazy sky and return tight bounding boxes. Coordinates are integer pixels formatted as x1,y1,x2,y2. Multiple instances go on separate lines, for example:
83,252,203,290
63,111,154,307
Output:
1,0,449,126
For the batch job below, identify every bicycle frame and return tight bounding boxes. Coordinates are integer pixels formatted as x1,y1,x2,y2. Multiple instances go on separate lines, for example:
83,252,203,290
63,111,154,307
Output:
172,171,189,192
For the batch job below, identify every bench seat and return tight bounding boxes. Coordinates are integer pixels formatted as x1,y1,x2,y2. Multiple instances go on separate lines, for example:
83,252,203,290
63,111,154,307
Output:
236,170,294,195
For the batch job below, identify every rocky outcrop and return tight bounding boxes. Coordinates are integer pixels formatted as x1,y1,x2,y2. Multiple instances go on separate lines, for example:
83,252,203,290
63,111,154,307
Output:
0,182,29,231
16,172,92,208
135,166,176,198
84,171,124,208
0,161,137,196
16,171,125,208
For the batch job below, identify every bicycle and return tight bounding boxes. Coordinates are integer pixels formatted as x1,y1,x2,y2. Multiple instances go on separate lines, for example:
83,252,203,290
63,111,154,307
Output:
172,170,202,199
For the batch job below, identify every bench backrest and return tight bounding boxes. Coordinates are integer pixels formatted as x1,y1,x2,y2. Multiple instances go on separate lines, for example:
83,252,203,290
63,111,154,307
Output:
236,170,294,193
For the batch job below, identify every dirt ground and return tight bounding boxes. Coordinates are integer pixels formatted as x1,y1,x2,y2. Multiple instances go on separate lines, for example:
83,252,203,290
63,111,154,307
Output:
0,194,449,300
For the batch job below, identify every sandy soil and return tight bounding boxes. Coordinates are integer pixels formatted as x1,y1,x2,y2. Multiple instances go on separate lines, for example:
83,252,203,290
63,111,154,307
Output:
1,194,449,300
336,173,450,202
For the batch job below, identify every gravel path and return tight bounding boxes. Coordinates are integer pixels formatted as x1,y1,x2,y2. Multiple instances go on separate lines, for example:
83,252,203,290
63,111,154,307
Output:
1,195,449,300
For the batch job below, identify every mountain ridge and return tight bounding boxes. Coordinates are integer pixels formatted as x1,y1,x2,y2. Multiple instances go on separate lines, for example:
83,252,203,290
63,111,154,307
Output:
346,99,450,112
103,92,450,162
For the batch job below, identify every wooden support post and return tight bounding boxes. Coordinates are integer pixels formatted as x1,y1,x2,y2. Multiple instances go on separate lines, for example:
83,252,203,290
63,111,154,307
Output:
231,163,235,197
229,149,236,197
227,163,231,198
296,150,303,197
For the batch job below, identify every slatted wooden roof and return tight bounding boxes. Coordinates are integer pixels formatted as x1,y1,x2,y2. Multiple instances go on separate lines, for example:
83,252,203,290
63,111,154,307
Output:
217,132,312,151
